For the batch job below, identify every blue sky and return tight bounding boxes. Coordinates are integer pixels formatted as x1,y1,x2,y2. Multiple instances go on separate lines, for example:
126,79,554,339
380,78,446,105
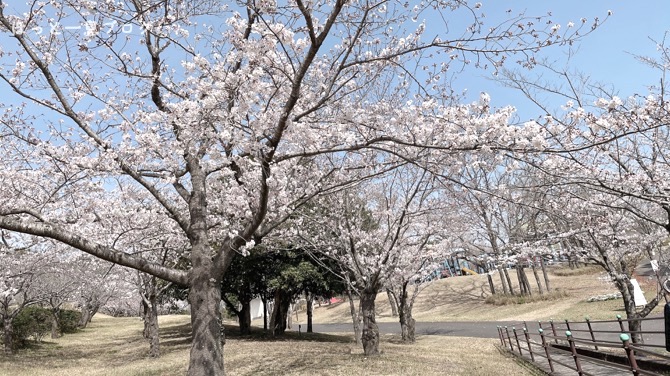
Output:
1,1,667,121
449,1,670,120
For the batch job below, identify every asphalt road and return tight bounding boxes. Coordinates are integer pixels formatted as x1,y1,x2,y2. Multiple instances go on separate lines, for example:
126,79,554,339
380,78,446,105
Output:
303,321,517,338
302,315,668,345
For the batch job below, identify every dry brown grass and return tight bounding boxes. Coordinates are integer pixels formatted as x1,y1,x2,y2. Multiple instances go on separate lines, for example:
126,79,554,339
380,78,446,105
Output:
308,264,663,323
1,264,659,375
0,314,534,376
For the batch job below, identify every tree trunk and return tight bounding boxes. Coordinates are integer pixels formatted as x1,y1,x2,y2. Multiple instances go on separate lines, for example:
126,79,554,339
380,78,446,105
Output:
617,277,644,344
531,260,544,295
306,293,313,333
387,289,398,317
346,287,362,345
78,304,92,329
51,309,61,339
237,300,251,335
487,272,496,295
503,267,515,295
146,295,160,358
269,290,290,336
516,265,526,295
497,266,509,295
540,257,551,292
398,283,415,343
519,266,532,296
187,272,224,376
262,295,268,332
3,317,14,354
360,287,379,356
142,299,150,339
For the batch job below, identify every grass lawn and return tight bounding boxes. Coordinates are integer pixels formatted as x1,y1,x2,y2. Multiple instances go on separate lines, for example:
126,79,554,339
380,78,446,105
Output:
0,314,535,376
2,264,657,375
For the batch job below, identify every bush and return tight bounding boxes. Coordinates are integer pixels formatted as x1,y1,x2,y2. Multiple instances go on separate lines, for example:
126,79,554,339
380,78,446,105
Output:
58,309,82,334
12,306,52,346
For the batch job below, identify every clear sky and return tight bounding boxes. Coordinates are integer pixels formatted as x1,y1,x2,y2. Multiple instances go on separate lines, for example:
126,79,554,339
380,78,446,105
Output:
449,1,670,120
1,1,668,121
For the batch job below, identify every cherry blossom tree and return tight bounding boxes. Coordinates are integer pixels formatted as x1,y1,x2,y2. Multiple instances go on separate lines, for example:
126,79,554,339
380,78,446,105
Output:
0,1,607,373
300,166,452,352
0,234,50,353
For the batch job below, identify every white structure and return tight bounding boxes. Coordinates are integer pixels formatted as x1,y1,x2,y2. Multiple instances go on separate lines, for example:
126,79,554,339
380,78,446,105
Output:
630,279,647,307
249,298,266,320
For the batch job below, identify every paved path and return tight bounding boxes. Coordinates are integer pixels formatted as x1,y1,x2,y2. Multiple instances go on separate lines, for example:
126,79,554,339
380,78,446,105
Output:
305,316,665,342
305,321,517,338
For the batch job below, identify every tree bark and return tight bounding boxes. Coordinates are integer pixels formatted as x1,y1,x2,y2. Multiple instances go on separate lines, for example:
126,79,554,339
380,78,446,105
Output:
3,317,14,354
531,259,544,295
497,266,509,295
346,287,362,345
398,283,415,343
262,295,268,332
516,265,526,295
487,272,496,295
503,267,515,295
187,273,224,376
237,300,252,335
146,296,160,358
51,308,61,339
519,266,532,296
387,289,398,317
360,287,379,356
306,292,313,333
78,303,92,329
269,290,290,336
540,257,551,292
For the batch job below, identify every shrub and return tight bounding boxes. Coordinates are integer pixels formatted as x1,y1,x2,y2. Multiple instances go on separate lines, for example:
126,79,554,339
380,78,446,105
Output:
58,309,82,334
12,306,52,346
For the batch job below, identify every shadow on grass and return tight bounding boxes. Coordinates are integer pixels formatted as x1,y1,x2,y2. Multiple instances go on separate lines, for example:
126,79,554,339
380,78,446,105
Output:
157,320,352,349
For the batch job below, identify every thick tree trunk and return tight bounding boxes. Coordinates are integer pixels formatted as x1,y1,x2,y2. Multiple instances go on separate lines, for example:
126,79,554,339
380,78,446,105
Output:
3,317,14,354
540,257,551,292
399,308,415,343
237,300,251,335
360,287,379,356
346,288,362,345
398,283,415,343
51,309,61,339
531,260,544,295
269,290,290,336
306,293,313,333
387,289,398,317
617,277,644,344
187,272,224,376
497,266,509,295
146,296,160,358
503,267,515,295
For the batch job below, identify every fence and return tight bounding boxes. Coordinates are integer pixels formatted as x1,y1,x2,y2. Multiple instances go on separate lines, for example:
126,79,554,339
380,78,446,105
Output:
497,315,670,375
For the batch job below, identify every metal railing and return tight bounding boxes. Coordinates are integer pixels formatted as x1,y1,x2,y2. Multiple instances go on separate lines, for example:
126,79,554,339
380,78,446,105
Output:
497,315,670,375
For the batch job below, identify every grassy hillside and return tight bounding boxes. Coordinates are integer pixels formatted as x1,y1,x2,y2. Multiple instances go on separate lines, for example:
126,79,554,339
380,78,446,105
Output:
307,265,663,325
